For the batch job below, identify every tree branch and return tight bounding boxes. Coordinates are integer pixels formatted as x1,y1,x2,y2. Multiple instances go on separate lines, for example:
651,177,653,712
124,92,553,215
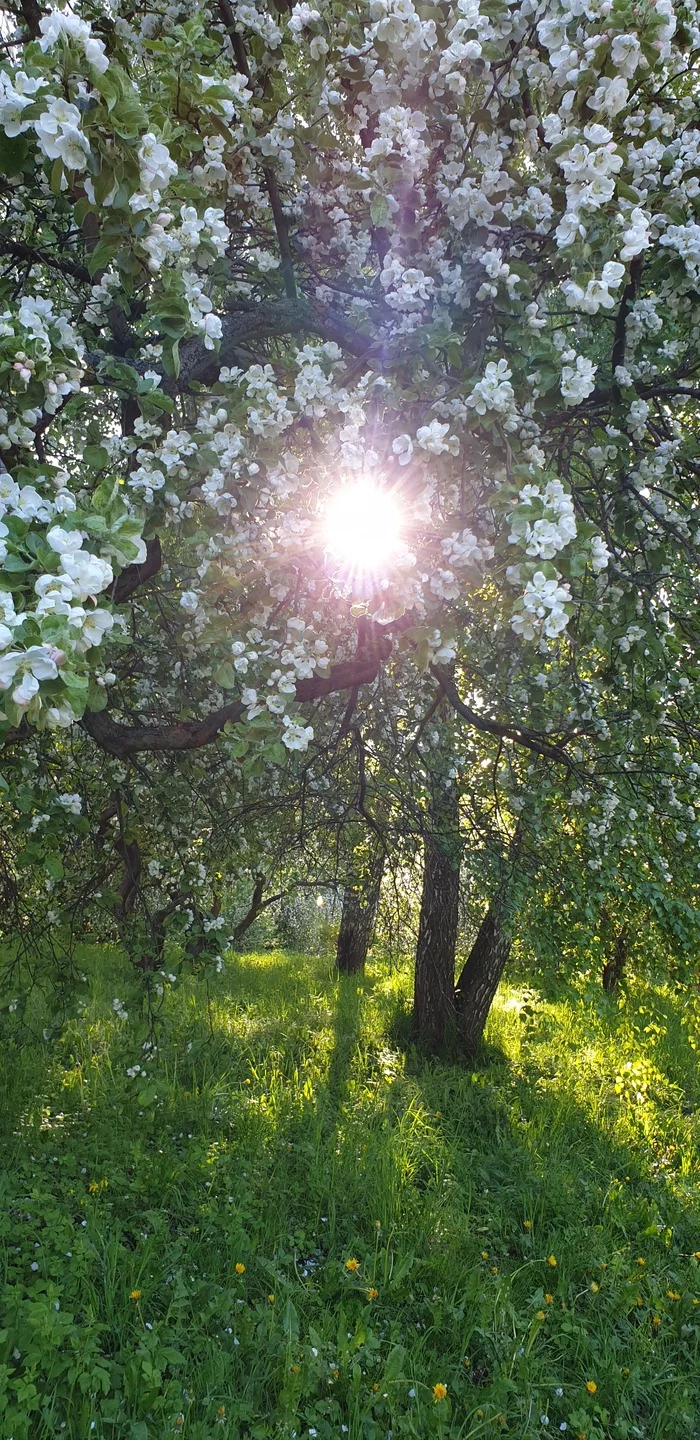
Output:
430,664,574,769
81,622,396,757
111,536,163,605
5,240,90,286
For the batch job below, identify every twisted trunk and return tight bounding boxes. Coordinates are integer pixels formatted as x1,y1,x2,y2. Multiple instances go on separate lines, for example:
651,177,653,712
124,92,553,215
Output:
336,848,384,974
455,907,510,1057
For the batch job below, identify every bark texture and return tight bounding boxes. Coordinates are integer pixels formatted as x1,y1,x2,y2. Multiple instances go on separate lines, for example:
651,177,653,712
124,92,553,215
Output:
336,849,385,974
455,907,511,1057
413,780,460,1050
602,925,627,995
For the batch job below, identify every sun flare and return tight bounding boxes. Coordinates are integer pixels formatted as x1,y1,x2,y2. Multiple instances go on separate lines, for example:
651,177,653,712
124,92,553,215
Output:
324,481,403,576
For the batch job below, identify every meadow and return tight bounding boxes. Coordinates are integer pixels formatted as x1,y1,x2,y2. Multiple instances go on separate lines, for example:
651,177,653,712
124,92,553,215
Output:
1,949,699,1440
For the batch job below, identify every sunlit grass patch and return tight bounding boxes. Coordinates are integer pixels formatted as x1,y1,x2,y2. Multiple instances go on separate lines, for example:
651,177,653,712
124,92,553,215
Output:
0,950,698,1438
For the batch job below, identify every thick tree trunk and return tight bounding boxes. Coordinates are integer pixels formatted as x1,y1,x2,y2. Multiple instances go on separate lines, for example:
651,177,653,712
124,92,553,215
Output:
455,907,511,1057
602,925,627,995
413,779,460,1051
336,848,384,974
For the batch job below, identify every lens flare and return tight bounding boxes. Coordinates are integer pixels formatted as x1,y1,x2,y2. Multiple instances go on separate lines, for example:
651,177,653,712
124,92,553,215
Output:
324,481,403,576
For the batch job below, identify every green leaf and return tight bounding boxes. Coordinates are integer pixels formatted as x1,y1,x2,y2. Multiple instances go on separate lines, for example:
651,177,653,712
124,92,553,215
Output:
214,662,237,689
45,854,64,880
370,193,390,226
84,444,110,470
49,157,64,195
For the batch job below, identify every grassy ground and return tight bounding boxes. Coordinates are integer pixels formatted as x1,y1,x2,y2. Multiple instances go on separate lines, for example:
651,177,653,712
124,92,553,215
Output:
1,948,699,1440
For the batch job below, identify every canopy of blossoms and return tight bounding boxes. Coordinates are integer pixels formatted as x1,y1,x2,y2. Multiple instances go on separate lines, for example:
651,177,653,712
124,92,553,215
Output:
0,0,699,795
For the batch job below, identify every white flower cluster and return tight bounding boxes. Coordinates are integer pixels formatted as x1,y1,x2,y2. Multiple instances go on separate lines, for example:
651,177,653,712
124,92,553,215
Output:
35,95,92,172
142,206,228,274
659,222,700,286
466,360,518,431
510,572,572,643
0,645,62,713
560,354,597,406
129,134,179,215
182,272,223,350
508,479,577,561
38,8,109,73
562,261,625,316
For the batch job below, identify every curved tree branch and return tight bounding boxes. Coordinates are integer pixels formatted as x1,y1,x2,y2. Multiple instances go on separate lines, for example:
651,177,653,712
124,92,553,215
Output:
111,536,163,604
80,622,396,757
430,664,574,769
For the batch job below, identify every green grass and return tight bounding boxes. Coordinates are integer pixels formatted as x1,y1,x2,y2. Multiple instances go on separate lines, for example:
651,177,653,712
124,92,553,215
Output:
1,948,699,1440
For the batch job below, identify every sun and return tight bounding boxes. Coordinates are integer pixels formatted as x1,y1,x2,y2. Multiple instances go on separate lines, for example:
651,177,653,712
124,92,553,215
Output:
323,481,404,577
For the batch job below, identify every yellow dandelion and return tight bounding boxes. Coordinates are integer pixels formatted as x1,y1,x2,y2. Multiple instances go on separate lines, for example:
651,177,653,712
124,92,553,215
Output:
345,1257,360,1272
268,1293,275,1303
622,1368,630,1377
476,1409,484,1419
636,1257,646,1267
367,1287,378,1300
536,1309,546,1321
235,1262,246,1275
636,1296,643,1307
523,1220,532,1230
433,1382,447,1402
666,1290,681,1301
548,1255,557,1267
481,1251,489,1260
129,1289,142,1301
693,1251,700,1261
585,1380,597,1394
216,1407,226,1418
491,1266,499,1275
590,1282,600,1293
291,1363,300,1373
652,1315,661,1327
545,1293,554,1304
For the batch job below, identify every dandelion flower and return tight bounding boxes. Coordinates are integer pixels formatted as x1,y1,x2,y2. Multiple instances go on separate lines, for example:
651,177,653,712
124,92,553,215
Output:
433,1383,447,1402
652,1315,661,1327
590,1282,600,1293
129,1289,142,1300
545,1293,554,1304
523,1220,532,1230
548,1255,557,1267
367,1287,378,1300
636,1257,646,1267
345,1257,359,1272
268,1293,275,1303
585,1380,597,1394
536,1310,546,1321
481,1251,489,1260
235,1262,246,1274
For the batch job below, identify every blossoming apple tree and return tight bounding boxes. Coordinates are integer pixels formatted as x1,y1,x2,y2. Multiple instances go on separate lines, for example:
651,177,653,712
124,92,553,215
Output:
2,0,700,1040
